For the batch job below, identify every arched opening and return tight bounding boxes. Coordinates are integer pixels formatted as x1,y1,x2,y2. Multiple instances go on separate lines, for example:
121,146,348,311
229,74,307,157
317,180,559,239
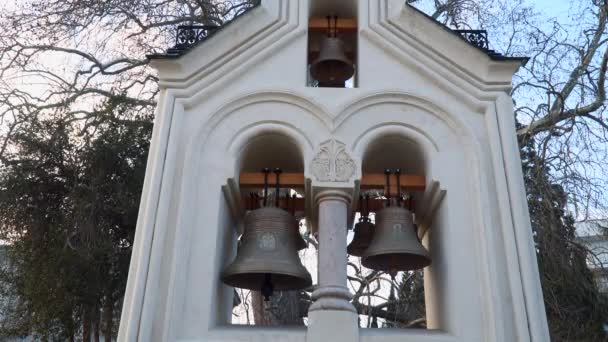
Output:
307,0,359,88
225,132,317,327
350,133,432,330
362,134,427,175
238,132,304,173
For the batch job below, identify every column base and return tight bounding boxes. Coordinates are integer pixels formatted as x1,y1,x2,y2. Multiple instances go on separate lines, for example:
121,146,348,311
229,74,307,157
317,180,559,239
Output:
308,286,356,312
306,310,359,342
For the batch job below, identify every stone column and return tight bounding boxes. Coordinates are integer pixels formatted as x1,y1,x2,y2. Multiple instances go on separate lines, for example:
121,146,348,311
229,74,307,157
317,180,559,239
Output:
306,189,359,342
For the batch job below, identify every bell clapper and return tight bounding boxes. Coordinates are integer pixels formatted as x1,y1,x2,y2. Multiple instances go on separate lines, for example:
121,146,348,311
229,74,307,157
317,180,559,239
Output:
261,273,274,301
389,254,398,279
274,168,282,208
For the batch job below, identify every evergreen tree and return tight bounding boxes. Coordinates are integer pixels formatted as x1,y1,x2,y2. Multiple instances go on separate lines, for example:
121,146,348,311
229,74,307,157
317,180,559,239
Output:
520,132,608,341
0,101,151,340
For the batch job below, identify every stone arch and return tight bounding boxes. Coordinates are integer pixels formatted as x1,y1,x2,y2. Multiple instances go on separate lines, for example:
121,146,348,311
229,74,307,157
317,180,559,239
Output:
334,91,474,139
228,122,312,175
334,93,489,333
334,92,481,185
184,93,334,329
188,91,334,178
356,124,434,176
196,91,333,146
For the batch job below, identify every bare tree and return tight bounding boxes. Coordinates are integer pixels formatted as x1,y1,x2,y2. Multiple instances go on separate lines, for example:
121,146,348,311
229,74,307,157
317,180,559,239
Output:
411,0,608,218
1,0,606,215
0,0,256,163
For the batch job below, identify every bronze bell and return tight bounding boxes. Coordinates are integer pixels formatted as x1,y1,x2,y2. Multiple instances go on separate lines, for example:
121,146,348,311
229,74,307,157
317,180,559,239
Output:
348,195,374,257
347,218,374,257
310,36,355,84
362,206,431,274
221,207,312,296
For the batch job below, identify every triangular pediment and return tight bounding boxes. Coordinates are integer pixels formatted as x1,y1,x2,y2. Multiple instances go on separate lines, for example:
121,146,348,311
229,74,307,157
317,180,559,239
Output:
359,0,527,95
149,0,526,97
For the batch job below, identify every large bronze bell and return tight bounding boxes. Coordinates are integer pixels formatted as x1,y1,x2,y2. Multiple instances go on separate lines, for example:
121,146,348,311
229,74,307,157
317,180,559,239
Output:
362,206,431,274
310,36,354,84
221,206,312,296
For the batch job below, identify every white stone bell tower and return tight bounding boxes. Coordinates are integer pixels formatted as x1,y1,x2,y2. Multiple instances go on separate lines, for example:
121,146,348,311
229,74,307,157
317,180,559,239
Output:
118,0,551,341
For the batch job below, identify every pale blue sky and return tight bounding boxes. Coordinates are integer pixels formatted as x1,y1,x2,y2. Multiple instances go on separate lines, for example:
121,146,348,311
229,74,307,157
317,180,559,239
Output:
532,0,575,20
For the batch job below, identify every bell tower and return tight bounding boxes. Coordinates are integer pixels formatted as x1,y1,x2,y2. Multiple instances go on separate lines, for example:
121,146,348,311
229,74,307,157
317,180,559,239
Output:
119,1,551,342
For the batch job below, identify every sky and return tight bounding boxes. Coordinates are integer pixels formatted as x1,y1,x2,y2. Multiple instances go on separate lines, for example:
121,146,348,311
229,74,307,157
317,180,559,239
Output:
533,0,571,18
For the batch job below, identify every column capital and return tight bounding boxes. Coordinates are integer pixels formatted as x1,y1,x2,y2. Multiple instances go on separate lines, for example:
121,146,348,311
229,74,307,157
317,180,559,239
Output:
314,189,352,207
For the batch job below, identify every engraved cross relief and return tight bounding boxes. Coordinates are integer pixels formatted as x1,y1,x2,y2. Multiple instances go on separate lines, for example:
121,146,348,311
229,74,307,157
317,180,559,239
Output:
311,139,356,182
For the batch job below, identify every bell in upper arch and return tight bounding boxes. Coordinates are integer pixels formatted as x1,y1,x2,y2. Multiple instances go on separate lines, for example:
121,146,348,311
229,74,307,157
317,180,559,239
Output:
362,206,431,275
347,217,374,257
310,35,355,85
221,207,312,299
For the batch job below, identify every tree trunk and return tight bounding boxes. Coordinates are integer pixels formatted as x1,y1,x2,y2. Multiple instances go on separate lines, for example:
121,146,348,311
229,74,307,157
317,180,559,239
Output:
82,305,92,342
94,304,100,342
252,291,271,326
104,297,113,342
252,290,304,326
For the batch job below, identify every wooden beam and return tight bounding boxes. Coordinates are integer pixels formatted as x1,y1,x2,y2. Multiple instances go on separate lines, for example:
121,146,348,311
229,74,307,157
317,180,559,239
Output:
309,18,357,32
360,174,426,193
239,172,425,192
239,195,415,213
239,172,306,189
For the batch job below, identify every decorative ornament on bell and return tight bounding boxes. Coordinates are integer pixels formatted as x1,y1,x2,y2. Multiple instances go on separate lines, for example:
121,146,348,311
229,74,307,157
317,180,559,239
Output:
361,169,431,276
221,168,312,300
310,16,355,84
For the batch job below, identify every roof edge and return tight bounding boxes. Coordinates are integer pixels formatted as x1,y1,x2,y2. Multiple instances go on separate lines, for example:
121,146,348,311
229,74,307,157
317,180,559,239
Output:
147,1,262,60
406,4,529,66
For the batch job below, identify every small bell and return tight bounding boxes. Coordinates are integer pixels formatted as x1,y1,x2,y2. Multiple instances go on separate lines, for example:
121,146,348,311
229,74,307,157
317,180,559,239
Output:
347,195,374,257
310,16,354,85
347,218,374,257
361,206,431,274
